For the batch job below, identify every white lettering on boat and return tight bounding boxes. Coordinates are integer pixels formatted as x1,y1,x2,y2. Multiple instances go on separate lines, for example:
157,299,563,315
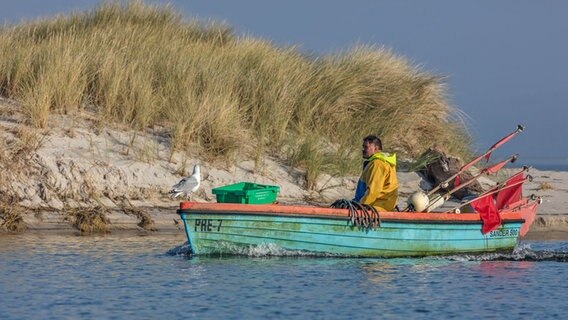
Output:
488,228,518,237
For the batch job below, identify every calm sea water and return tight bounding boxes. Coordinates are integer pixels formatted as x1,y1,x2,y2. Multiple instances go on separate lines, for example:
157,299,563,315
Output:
514,163,568,172
0,233,566,319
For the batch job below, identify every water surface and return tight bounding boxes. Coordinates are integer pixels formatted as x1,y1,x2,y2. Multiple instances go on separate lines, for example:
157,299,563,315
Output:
0,234,566,319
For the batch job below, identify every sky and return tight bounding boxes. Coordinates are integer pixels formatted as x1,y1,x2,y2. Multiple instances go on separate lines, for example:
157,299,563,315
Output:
2,0,567,167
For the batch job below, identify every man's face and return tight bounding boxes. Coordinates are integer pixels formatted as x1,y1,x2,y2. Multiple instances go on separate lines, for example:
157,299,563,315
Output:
362,141,379,159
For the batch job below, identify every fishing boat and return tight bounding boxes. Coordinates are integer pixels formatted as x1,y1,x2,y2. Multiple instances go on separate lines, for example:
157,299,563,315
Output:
176,125,540,257
176,198,539,257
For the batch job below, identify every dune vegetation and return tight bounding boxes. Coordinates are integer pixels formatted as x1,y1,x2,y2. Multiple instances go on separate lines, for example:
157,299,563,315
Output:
0,1,470,188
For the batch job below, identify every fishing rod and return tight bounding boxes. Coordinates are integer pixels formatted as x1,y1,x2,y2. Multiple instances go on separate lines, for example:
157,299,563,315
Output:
446,166,532,213
422,154,518,212
426,124,524,197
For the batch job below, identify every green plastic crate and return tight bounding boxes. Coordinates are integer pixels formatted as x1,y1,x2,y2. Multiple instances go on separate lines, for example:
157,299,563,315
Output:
212,182,280,204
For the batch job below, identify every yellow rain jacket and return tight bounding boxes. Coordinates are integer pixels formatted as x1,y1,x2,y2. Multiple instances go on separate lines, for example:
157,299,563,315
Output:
353,152,398,211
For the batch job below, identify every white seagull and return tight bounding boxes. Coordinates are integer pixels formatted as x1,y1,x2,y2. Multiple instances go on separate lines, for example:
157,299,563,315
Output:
169,164,201,200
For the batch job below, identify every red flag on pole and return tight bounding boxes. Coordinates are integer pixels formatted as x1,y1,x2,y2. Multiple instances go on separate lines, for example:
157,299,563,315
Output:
471,194,501,234
484,158,511,175
496,172,524,210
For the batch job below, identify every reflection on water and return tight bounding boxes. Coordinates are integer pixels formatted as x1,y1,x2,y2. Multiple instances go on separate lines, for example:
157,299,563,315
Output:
0,234,567,319
360,261,397,285
477,260,534,279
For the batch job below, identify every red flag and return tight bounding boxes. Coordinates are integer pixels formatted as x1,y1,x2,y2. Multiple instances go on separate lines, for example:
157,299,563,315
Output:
484,152,492,163
496,172,524,209
484,158,511,174
454,175,461,188
471,194,501,234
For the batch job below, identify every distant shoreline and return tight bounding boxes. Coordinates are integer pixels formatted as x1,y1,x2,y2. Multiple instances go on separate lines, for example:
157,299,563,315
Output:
511,164,568,172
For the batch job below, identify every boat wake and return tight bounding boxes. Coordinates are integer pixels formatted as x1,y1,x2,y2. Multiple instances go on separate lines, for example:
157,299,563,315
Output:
214,242,343,257
166,241,342,257
167,242,568,261
438,243,568,262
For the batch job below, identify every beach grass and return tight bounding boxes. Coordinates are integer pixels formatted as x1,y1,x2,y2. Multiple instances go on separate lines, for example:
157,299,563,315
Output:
115,196,156,231
538,182,553,191
0,204,27,232
0,1,470,183
65,206,111,233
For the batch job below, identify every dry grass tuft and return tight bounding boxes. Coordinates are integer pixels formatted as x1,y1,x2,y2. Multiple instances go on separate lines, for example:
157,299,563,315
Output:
0,128,43,232
65,206,110,233
135,211,155,230
1,126,43,156
11,127,45,159
115,196,156,231
538,182,553,191
0,203,27,232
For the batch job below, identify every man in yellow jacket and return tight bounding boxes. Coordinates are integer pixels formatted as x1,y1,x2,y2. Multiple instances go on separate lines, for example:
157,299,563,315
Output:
353,135,398,211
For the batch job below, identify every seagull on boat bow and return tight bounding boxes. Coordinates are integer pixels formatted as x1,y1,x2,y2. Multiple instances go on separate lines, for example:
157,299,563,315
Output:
169,164,201,201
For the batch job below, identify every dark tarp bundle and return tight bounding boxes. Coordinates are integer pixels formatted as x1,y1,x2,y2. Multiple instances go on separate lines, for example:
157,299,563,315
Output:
418,148,483,200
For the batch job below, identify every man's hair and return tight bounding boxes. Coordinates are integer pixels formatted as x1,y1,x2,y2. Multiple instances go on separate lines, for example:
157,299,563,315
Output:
363,135,382,150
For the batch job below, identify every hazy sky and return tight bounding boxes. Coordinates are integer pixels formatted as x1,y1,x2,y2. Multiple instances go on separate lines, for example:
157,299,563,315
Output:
2,0,567,165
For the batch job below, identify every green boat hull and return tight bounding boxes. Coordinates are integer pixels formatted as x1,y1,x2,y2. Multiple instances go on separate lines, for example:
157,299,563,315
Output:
179,212,521,257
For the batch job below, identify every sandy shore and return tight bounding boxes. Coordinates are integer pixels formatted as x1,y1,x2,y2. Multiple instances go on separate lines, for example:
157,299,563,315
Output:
1,98,567,239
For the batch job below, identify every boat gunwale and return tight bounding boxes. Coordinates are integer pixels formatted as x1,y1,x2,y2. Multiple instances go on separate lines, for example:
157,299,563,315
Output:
177,202,526,224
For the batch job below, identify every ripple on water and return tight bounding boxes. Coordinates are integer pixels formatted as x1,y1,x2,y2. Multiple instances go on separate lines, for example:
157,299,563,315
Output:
1,235,566,319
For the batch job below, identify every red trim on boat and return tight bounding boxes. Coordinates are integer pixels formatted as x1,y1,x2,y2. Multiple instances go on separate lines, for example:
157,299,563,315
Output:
178,201,531,223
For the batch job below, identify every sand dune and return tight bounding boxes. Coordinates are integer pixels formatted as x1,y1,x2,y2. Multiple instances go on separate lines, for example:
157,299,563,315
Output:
1,100,566,238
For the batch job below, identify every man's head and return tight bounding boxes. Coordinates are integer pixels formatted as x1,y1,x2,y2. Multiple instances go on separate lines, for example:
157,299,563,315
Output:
362,135,382,158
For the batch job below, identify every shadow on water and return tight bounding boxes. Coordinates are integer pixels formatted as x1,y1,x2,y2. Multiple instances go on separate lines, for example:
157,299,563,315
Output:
166,241,193,256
